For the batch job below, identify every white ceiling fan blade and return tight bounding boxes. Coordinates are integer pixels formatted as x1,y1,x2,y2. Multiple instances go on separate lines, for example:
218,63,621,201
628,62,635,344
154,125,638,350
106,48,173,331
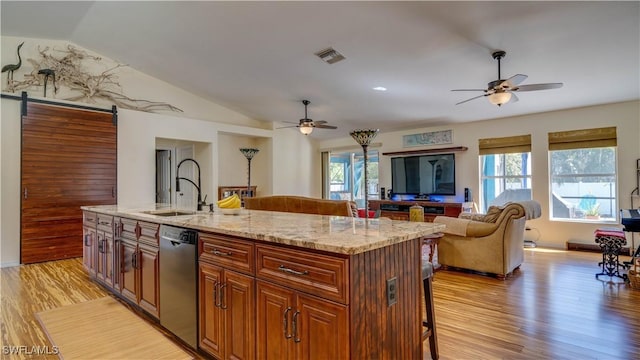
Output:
451,89,487,92
513,83,563,92
455,94,487,105
500,74,528,89
276,125,298,129
509,92,519,103
314,120,328,125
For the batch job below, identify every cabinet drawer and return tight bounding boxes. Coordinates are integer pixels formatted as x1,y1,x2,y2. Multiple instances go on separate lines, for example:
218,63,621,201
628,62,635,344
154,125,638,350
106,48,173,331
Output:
83,211,97,226
138,221,159,246
120,218,138,241
199,233,254,275
97,214,114,232
256,244,348,304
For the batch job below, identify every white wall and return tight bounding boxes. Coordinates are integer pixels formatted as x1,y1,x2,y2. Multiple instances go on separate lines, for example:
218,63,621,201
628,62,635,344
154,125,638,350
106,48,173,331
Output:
117,109,274,207
272,126,321,197
318,101,640,249
0,101,21,267
1,36,269,129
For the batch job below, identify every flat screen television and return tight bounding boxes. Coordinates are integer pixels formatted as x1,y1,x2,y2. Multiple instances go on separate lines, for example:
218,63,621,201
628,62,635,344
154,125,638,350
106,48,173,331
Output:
391,153,456,196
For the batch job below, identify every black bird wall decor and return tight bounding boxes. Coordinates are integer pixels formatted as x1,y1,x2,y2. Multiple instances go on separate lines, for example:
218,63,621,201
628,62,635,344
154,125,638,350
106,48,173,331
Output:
38,69,57,97
2,42,24,85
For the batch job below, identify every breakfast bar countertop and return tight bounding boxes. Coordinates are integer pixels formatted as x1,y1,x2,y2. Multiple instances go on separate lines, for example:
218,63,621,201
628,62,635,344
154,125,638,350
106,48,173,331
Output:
81,204,445,255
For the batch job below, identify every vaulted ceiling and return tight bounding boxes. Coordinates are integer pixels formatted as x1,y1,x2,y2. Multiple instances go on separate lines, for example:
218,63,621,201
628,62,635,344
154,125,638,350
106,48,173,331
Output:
2,1,639,138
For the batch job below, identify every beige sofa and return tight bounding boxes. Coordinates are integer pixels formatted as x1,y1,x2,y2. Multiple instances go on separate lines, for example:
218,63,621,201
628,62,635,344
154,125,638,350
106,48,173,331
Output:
433,201,541,279
244,195,356,217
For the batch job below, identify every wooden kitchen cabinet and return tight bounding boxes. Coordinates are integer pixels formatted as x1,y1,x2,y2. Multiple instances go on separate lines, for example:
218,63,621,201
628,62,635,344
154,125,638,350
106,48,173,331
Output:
82,226,96,275
199,233,255,360
95,214,115,289
200,263,224,358
82,211,97,276
96,231,115,288
117,218,160,319
138,243,159,318
255,261,348,360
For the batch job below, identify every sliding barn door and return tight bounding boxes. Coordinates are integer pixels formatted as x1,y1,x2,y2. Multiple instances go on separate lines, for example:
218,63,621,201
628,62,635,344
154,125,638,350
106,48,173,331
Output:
21,103,117,264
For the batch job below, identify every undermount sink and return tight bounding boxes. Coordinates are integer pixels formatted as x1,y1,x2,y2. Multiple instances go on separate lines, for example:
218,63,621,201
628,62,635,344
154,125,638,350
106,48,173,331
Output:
144,210,196,217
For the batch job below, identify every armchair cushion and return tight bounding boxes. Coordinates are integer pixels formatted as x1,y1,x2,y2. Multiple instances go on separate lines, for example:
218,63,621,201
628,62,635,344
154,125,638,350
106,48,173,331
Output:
482,206,502,223
458,206,501,223
433,216,498,237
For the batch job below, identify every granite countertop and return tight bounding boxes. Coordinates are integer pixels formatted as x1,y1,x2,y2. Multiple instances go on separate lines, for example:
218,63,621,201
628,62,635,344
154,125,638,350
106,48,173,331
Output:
81,204,445,255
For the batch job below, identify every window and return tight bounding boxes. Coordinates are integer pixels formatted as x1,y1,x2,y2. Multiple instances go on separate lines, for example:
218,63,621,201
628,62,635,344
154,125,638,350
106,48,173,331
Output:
548,127,617,222
329,162,346,186
480,153,532,212
479,135,532,212
325,150,379,208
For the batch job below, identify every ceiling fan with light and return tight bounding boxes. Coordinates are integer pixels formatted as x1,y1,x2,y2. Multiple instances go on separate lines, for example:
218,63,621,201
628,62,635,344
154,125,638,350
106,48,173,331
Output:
279,100,337,135
452,50,563,107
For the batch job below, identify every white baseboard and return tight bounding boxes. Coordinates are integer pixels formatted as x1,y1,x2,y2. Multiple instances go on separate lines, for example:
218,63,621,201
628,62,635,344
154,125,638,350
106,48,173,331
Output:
1,261,20,268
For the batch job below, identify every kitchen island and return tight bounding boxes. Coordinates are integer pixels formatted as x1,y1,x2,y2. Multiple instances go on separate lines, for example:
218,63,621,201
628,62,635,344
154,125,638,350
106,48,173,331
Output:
81,204,444,359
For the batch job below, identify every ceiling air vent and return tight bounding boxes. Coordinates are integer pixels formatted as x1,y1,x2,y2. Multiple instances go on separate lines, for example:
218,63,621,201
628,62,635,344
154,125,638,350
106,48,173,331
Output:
314,47,345,64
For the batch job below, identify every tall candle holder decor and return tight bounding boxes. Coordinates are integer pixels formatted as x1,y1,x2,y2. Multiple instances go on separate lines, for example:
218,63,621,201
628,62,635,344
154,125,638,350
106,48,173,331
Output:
239,148,259,198
350,129,379,219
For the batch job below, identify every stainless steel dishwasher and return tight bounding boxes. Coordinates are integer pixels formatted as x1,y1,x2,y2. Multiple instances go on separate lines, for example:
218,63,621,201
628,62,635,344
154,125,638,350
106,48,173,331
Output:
159,225,198,348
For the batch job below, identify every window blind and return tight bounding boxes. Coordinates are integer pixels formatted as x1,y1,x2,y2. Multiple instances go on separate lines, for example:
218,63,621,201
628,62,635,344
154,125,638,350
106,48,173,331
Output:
479,134,531,155
548,126,617,150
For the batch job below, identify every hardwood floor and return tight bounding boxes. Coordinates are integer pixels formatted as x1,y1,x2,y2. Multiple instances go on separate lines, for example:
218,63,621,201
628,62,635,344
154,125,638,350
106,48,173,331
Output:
428,248,640,359
1,249,638,359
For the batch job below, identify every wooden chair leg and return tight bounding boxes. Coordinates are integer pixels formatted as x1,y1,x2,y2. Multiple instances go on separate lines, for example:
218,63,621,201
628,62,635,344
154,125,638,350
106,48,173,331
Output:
423,276,439,360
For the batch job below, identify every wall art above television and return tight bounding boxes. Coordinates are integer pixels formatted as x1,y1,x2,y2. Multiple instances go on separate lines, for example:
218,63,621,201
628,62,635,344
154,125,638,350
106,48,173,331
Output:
403,129,452,147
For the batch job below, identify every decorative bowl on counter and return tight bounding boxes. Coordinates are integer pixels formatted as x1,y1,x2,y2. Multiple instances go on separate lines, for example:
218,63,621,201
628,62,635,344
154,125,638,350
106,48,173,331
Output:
218,208,242,215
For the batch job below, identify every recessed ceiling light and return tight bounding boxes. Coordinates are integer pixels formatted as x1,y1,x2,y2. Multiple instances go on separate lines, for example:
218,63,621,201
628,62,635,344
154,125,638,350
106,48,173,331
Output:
373,86,387,91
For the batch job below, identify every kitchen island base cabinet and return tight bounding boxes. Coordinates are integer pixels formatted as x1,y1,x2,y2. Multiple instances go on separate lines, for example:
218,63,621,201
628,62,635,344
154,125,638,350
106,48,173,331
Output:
82,206,437,359
119,218,160,319
82,225,96,276
120,241,159,318
199,254,255,359
95,214,115,289
95,231,114,288
256,281,348,360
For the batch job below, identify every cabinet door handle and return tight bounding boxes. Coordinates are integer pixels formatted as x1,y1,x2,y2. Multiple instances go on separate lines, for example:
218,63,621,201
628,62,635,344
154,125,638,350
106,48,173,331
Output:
23,187,28,199
99,221,110,226
212,249,232,257
283,307,293,339
132,252,137,269
278,265,309,276
84,234,91,246
292,310,301,343
219,283,227,309
98,239,105,254
119,243,125,273
212,281,218,308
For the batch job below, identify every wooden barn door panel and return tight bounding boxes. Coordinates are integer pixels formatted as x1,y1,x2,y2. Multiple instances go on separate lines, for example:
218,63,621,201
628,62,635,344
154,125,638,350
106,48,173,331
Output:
21,103,116,264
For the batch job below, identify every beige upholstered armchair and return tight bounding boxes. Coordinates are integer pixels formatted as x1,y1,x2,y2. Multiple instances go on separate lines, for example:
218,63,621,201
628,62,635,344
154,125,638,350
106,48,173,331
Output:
433,201,541,279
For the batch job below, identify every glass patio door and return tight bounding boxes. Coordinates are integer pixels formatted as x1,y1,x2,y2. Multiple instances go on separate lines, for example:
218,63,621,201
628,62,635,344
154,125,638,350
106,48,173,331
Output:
328,150,379,209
